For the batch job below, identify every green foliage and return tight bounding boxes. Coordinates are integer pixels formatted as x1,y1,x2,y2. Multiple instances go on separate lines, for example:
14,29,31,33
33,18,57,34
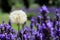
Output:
8,0,16,6
3,0,60,7
55,0,60,7
27,12,37,20
48,0,60,7
15,3,23,8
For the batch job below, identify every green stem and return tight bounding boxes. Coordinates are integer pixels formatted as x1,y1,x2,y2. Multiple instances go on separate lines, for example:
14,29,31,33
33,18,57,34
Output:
17,23,20,32
17,23,20,37
22,22,26,29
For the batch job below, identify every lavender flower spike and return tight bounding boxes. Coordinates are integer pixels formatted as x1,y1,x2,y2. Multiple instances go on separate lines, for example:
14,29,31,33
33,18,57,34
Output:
40,5,49,14
31,17,35,23
56,8,59,13
30,17,35,29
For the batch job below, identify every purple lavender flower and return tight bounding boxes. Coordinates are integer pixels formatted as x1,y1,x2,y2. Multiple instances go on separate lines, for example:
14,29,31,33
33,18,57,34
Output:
36,23,41,31
6,24,11,29
19,29,24,34
30,17,35,29
0,34,6,40
37,15,42,19
24,26,31,32
56,21,59,26
35,31,40,40
0,24,5,31
11,34,17,40
27,34,31,40
55,9,60,21
59,28,60,36
40,33,43,40
10,28,16,33
23,34,27,40
37,15,42,24
42,23,46,29
31,17,35,23
40,5,49,14
46,20,53,29
0,23,5,28
6,34,11,40
32,30,38,35
56,8,59,13
30,23,34,29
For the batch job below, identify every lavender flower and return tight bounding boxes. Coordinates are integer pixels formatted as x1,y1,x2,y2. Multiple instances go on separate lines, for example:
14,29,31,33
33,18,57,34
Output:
42,23,46,29
32,30,38,35
0,34,5,39
23,34,27,40
40,33,43,40
46,20,53,29
11,33,17,40
37,15,42,24
30,17,35,29
40,5,49,14
31,17,35,23
36,23,42,31
59,28,60,36
6,24,11,29
6,34,11,40
56,8,59,13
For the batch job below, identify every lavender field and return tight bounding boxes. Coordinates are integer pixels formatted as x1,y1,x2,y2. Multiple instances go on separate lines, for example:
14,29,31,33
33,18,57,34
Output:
0,3,60,40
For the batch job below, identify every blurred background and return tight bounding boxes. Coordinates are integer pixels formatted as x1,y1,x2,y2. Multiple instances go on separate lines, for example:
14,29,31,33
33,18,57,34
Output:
0,0,60,13
0,0,60,31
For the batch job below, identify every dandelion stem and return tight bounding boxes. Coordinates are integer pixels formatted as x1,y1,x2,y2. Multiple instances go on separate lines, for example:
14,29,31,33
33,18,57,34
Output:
17,23,20,32
17,23,20,37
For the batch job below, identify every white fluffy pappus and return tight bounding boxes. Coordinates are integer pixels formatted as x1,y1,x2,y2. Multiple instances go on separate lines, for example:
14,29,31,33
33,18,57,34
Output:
9,10,27,24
